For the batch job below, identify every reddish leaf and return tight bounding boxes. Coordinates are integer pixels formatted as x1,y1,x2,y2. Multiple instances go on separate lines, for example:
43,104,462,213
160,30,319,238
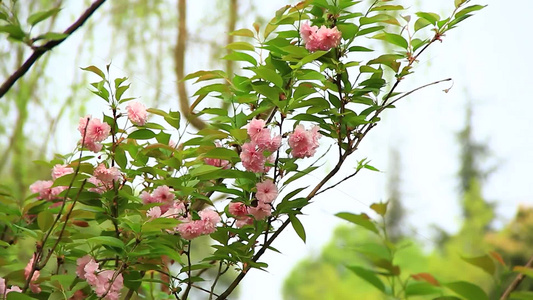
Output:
490,251,506,266
411,272,440,286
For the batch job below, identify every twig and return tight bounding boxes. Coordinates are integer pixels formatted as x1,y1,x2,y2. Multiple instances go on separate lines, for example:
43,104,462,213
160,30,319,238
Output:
0,0,107,98
387,78,452,107
315,167,362,196
500,255,533,300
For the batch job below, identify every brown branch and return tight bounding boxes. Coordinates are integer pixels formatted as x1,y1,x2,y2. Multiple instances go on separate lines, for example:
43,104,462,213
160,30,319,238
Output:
175,0,206,130
0,0,107,99
500,255,533,300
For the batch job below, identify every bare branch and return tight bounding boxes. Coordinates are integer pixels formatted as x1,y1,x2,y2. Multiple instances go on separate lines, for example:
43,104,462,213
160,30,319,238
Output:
0,0,107,99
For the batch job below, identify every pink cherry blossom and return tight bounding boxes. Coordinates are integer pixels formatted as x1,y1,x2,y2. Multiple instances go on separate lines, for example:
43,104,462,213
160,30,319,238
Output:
51,164,74,180
93,164,121,185
87,176,106,194
86,118,111,143
126,101,148,126
229,202,248,218
240,142,267,173
152,185,175,203
84,259,100,286
199,209,221,232
236,217,254,228
0,277,4,295
248,202,271,220
300,23,342,52
94,270,123,299
24,254,41,293
300,22,318,43
288,124,321,158
76,255,93,279
176,221,203,240
140,191,154,204
161,201,186,218
256,180,278,204
29,180,54,200
146,206,162,219
247,118,266,141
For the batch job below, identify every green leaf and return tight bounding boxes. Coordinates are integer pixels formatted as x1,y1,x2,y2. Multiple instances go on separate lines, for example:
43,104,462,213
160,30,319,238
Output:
293,51,328,69
81,65,105,79
370,202,387,216
252,68,283,87
7,292,37,300
0,12,7,21
190,165,220,177
461,254,495,275
509,291,533,300
367,54,403,73
455,5,486,18
513,266,533,278
416,12,440,25
289,214,306,243
371,5,404,11
223,51,257,66
335,212,378,233
40,32,68,41
88,236,124,248
27,8,61,26
128,129,156,140
347,266,385,292
165,111,181,130
372,32,408,49
284,166,319,185
230,28,254,37
356,26,385,37
454,0,467,8
337,23,358,40
445,281,488,300
204,147,239,160
0,25,26,40
405,282,441,296
349,46,373,52
226,41,255,51
37,211,54,231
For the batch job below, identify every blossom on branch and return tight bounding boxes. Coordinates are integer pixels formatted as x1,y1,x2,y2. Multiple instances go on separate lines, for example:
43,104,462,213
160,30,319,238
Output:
300,22,342,52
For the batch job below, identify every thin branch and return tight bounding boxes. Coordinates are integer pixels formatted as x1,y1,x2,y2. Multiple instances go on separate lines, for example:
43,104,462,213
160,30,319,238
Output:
315,167,362,196
387,78,452,106
500,255,533,300
0,0,107,98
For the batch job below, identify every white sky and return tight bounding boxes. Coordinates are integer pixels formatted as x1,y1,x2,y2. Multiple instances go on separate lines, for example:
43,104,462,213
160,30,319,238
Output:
21,0,533,299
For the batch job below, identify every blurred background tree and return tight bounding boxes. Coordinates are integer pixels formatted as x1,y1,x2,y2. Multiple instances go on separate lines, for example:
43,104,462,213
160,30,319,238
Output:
283,102,533,299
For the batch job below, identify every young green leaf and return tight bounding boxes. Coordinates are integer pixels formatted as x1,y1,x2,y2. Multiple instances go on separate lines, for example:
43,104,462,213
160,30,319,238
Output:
289,214,306,243
27,8,61,26
347,266,385,292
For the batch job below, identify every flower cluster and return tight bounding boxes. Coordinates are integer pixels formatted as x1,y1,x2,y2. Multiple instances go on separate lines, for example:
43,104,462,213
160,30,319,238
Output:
141,185,176,214
29,164,73,201
288,124,321,158
240,119,281,173
78,115,111,153
126,101,148,126
76,255,123,300
300,22,342,52
229,179,278,227
176,209,221,240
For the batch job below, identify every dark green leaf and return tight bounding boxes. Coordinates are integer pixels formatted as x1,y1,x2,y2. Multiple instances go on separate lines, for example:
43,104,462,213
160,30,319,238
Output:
372,32,408,49
461,254,496,275
445,281,488,300
88,236,124,248
289,214,306,243
223,52,257,66
347,266,385,292
252,68,283,87
0,25,26,40
128,129,156,140
37,211,54,231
